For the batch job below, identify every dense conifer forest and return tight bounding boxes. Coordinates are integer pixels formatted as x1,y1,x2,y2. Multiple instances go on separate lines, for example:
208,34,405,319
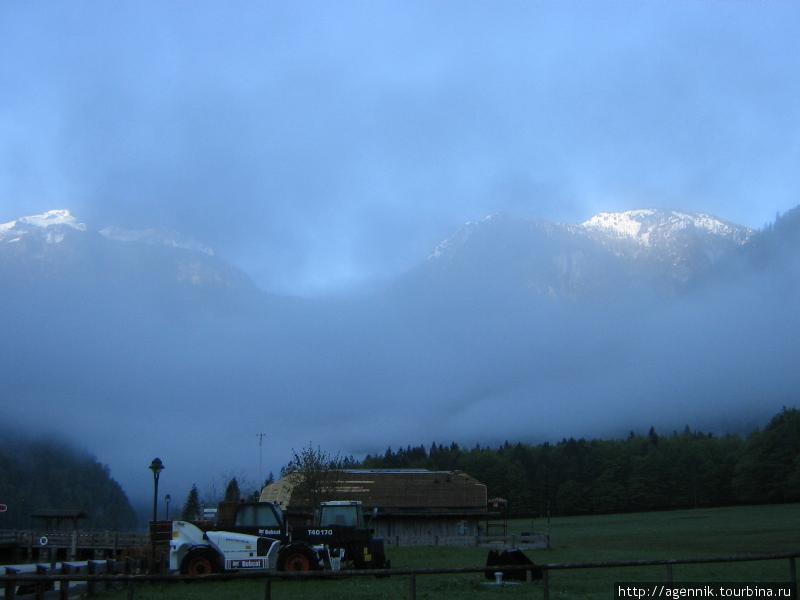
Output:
362,408,800,516
0,432,137,530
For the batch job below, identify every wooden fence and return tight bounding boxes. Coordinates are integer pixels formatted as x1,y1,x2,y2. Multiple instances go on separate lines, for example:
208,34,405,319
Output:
0,531,148,562
0,551,797,600
1,557,146,600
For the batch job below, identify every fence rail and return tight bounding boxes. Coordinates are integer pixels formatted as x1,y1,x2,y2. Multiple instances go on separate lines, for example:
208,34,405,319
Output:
478,533,549,548
0,551,797,600
2,530,548,553
382,533,549,548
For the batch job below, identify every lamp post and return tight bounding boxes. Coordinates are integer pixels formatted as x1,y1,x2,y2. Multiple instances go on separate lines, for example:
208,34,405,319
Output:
148,458,164,522
165,494,171,520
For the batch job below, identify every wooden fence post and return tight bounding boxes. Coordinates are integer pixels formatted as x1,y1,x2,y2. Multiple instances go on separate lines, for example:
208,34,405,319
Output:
106,558,116,592
35,564,48,600
87,560,97,596
666,564,674,583
59,562,72,600
5,567,18,600
790,557,797,595
409,574,417,600
542,568,549,600
263,577,272,600
127,580,135,600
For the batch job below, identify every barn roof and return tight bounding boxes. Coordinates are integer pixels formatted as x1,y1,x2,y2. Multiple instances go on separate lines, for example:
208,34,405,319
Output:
260,468,488,514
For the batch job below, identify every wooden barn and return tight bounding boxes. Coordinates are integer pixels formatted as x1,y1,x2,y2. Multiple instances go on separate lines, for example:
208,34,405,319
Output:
260,469,489,546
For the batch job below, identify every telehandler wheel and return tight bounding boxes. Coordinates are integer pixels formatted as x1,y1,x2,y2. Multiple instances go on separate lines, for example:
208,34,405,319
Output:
279,546,319,572
182,551,218,576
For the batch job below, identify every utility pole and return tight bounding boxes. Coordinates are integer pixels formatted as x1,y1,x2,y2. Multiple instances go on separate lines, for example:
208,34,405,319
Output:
257,433,266,483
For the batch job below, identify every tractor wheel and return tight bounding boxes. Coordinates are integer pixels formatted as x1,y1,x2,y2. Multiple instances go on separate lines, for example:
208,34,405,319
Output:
279,545,321,572
183,552,217,576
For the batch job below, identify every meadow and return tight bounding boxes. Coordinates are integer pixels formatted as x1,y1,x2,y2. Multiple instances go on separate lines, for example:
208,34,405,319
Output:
103,503,800,599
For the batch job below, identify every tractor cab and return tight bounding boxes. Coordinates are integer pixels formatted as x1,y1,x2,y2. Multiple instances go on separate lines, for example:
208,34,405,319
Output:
317,500,364,528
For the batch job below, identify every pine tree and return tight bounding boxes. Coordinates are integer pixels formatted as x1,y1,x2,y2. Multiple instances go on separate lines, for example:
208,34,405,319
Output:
224,477,241,502
181,484,200,521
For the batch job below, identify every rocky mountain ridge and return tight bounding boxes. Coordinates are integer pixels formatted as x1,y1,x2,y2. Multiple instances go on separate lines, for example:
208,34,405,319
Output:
421,208,755,300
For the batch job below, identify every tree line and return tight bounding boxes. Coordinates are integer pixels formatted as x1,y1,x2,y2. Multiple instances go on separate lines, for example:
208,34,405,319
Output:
172,408,799,519
361,408,800,516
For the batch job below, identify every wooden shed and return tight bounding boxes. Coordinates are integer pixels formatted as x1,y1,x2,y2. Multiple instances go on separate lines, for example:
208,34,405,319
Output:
260,469,489,546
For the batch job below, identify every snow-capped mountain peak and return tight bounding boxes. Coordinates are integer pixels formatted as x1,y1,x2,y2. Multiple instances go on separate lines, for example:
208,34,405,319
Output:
1,209,87,244
19,209,87,231
580,209,752,247
1,209,216,256
581,209,654,240
0,209,251,292
422,208,757,299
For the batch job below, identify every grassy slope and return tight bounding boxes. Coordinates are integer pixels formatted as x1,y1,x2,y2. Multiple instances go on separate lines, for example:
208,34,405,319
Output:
103,504,800,599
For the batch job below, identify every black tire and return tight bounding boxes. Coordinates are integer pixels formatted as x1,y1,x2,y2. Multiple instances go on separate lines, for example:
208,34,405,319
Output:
182,550,219,576
278,545,320,572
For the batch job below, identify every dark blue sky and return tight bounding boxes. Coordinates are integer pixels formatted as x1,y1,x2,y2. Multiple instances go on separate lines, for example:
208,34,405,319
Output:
2,0,799,294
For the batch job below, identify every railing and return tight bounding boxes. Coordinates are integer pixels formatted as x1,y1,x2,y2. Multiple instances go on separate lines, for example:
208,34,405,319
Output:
0,551,797,600
0,531,148,550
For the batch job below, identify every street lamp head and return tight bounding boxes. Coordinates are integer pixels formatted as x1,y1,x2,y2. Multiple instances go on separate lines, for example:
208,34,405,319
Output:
149,457,164,475
149,458,164,524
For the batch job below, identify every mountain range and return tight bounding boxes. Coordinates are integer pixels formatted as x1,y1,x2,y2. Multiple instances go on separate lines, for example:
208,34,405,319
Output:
2,205,798,502
412,209,754,304
0,207,765,308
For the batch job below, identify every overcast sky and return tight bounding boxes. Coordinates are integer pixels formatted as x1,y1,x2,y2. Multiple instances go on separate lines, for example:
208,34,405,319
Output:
2,0,799,295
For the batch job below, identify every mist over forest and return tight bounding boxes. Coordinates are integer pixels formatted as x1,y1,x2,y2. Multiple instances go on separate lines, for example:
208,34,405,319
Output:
0,429,137,530
2,1,799,514
1,205,799,508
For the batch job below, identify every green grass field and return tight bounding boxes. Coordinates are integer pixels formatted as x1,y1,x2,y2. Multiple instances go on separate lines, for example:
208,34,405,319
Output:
104,503,800,599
